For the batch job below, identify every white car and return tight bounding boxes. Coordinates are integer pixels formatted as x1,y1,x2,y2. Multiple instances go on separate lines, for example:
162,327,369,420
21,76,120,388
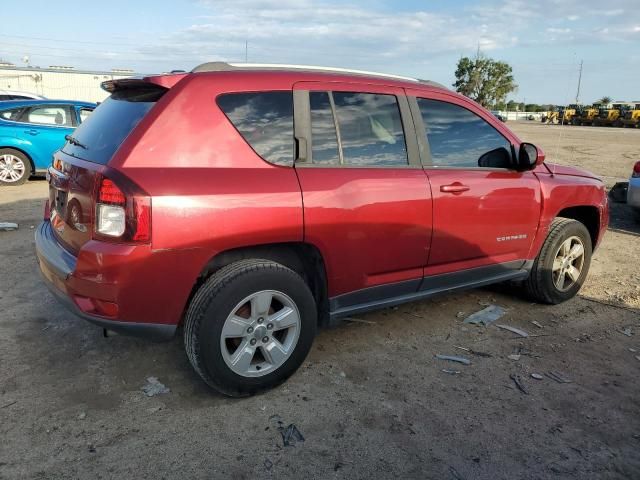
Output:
628,161,640,221
0,90,46,101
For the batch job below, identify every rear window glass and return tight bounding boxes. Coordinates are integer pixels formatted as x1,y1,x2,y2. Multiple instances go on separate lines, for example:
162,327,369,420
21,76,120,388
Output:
24,105,73,127
217,92,294,166
62,88,163,164
332,92,408,167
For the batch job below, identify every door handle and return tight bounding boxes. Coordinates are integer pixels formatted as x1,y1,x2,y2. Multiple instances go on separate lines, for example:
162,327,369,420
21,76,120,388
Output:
440,183,470,194
24,129,39,136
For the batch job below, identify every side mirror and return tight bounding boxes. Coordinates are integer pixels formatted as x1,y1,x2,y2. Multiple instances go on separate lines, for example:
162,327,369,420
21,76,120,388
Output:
518,142,545,170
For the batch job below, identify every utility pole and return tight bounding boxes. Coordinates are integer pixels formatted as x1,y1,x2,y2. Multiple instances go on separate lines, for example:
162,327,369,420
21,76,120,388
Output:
575,59,583,104
245,40,248,63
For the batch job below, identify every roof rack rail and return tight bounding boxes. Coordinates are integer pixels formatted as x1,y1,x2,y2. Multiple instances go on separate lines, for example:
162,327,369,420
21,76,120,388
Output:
417,79,448,89
191,62,430,83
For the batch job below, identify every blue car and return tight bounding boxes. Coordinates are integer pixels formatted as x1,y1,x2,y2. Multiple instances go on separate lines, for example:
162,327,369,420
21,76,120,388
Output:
0,99,96,185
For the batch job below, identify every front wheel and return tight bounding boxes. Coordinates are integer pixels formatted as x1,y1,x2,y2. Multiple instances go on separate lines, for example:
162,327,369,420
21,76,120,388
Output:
184,259,317,396
524,218,592,304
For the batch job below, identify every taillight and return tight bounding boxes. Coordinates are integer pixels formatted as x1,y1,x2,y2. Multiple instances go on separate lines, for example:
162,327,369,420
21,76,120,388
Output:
633,161,640,178
94,176,151,243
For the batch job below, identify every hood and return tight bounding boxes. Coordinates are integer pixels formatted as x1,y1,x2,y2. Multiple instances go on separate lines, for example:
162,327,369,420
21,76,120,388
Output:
543,163,602,181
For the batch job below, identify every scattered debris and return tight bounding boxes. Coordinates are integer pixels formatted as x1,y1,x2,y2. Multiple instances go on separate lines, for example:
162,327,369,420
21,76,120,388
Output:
496,324,529,338
621,327,633,337
510,374,528,394
141,377,170,397
1,400,16,409
88,444,96,453
435,354,471,365
78,412,86,420
546,371,572,384
0,222,18,231
463,305,505,326
441,369,461,375
507,354,521,361
455,311,465,319
630,348,637,353
635,356,640,362
454,346,492,358
281,424,305,447
344,317,377,325
582,296,638,313
339,371,346,378
531,321,544,329
531,373,544,380
264,458,273,470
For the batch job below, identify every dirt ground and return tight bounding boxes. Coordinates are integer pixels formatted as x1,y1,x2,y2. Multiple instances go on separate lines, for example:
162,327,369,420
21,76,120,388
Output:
1,122,639,480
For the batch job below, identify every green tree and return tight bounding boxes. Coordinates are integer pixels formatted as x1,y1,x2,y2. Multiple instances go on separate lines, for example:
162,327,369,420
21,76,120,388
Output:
453,55,517,108
596,96,611,105
506,100,518,111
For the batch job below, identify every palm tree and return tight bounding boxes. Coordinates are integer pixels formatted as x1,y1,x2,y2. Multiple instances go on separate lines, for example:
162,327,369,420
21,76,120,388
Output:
596,96,612,106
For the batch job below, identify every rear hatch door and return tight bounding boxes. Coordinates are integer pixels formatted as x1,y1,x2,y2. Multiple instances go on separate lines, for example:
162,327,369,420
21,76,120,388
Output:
49,81,167,254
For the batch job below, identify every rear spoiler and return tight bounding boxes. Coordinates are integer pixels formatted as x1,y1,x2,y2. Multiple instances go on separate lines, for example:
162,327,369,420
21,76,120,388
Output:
101,74,186,93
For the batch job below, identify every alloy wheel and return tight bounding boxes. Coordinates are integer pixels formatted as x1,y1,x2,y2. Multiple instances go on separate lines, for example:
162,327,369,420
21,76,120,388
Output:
220,290,301,377
552,236,585,292
0,154,26,183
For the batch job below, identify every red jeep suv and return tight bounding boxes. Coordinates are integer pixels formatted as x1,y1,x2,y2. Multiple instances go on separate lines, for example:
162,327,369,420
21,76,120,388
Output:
36,63,609,396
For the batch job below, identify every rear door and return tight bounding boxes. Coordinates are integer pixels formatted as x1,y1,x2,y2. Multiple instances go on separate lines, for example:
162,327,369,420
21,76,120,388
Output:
18,104,75,168
293,81,432,304
406,90,541,275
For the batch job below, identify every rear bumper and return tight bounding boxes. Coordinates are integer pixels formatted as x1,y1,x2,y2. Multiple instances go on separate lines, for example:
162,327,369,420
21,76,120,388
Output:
35,221,176,341
628,177,640,209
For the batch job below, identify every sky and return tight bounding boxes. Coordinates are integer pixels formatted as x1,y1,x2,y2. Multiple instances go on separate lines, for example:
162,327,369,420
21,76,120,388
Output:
1,0,639,104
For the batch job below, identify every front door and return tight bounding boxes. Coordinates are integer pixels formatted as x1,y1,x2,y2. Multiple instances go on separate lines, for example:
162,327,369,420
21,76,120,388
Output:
407,91,541,276
293,82,433,305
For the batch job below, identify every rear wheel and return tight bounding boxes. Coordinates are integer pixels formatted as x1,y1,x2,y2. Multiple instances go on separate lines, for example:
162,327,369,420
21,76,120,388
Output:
184,259,317,396
0,149,30,186
524,218,592,304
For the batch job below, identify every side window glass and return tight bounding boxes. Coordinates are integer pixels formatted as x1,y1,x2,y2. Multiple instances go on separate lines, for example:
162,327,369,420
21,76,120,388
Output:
79,108,93,123
332,92,408,166
310,91,340,165
417,98,512,169
217,91,294,166
25,106,73,127
0,107,24,121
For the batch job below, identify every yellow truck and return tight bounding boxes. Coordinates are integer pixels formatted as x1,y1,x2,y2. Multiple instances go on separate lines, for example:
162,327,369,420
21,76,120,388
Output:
593,105,623,127
619,104,640,128
571,106,598,126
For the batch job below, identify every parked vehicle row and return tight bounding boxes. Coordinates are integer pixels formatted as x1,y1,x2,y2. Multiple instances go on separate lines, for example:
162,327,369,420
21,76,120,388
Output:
0,99,95,184
35,63,608,396
542,103,640,127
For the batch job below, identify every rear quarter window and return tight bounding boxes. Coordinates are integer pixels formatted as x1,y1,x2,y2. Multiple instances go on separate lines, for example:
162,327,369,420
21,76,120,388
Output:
217,92,294,166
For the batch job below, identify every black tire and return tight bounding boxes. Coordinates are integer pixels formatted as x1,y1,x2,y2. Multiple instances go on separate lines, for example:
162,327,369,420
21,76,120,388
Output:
0,148,30,186
184,259,317,397
524,218,592,304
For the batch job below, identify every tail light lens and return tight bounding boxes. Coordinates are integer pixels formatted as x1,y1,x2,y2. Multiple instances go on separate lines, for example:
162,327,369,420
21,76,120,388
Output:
94,176,151,243
633,161,640,178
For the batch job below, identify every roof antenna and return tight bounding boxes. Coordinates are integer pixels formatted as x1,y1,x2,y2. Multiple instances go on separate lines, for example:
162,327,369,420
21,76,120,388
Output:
575,59,583,104
550,57,581,177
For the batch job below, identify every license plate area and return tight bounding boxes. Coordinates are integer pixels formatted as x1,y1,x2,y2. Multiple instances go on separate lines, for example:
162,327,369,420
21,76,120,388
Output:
50,187,68,218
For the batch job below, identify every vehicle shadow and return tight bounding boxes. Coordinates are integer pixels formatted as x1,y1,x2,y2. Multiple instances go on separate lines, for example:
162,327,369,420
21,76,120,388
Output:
607,191,640,236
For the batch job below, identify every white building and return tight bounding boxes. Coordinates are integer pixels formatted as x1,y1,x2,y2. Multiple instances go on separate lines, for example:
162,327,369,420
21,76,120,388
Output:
0,63,143,103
